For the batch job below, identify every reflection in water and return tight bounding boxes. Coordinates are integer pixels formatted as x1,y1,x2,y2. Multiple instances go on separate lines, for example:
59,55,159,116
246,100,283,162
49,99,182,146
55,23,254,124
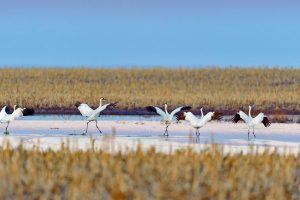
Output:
195,136,200,143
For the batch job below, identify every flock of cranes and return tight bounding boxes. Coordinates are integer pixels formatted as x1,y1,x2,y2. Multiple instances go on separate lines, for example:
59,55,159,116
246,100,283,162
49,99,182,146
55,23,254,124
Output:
0,98,271,140
146,104,270,140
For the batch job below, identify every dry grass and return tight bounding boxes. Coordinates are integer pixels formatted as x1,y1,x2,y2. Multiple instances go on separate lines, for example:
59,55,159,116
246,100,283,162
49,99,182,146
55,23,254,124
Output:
0,145,300,199
0,68,299,111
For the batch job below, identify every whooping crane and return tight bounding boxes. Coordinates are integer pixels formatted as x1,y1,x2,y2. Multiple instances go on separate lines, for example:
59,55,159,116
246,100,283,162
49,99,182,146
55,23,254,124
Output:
0,105,35,134
75,98,118,135
176,108,222,136
232,105,271,140
145,104,192,136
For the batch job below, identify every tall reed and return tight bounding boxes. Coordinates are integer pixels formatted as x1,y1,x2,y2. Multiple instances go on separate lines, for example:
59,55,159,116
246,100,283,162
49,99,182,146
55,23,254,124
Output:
0,68,299,111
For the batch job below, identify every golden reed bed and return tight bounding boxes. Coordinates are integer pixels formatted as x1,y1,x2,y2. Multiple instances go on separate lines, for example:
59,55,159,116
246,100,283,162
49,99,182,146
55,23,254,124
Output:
0,145,299,199
0,67,299,113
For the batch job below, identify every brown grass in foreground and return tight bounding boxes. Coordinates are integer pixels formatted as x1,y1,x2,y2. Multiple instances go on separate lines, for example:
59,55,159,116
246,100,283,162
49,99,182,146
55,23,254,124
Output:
0,68,299,112
0,145,299,199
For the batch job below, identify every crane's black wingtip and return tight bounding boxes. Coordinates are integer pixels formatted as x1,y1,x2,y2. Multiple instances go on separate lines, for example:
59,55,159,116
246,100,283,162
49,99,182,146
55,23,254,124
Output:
182,106,192,111
145,106,156,113
4,106,12,114
262,117,271,127
23,108,35,116
109,102,118,107
232,113,241,123
175,112,186,121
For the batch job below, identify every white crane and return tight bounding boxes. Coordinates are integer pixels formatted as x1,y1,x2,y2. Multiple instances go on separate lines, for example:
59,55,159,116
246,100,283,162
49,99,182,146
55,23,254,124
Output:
75,98,118,135
232,105,271,140
0,105,35,134
145,104,191,136
176,108,222,136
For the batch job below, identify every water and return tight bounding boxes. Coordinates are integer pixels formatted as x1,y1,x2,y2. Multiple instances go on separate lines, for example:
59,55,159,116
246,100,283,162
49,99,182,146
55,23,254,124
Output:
21,114,162,121
4,115,300,151
17,114,250,121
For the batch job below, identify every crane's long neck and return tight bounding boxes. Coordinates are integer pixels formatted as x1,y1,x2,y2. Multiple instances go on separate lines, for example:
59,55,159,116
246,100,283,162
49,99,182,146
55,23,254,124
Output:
200,108,204,118
165,104,168,114
248,106,252,117
99,99,102,107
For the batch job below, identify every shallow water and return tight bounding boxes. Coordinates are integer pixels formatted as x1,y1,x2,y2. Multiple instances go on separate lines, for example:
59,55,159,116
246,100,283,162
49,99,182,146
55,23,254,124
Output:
1,119,300,153
2,112,300,152
21,114,161,121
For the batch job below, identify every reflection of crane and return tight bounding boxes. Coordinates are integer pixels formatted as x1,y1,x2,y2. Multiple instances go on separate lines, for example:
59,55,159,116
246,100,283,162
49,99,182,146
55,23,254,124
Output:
75,98,118,135
0,105,35,134
232,105,271,140
176,108,222,136
146,103,191,136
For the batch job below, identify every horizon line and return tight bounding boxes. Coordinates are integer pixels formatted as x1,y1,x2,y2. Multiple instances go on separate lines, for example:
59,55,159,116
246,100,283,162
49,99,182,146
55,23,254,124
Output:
0,65,299,69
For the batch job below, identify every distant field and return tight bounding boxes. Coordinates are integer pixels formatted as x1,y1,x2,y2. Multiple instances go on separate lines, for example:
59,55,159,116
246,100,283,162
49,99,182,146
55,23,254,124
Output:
0,68,299,113
0,145,299,199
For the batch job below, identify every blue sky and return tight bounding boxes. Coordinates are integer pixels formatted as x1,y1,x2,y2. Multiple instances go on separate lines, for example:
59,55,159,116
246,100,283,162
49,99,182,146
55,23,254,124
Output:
0,0,300,67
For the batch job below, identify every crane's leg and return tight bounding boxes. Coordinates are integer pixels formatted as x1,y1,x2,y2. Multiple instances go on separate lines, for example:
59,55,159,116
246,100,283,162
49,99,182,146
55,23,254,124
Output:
252,129,256,138
195,128,200,136
164,125,169,136
248,129,250,141
4,123,9,135
95,120,102,134
83,121,90,135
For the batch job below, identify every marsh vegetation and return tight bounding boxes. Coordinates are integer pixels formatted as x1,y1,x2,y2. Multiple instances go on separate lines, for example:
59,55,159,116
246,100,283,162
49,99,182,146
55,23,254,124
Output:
0,144,299,199
0,68,299,113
